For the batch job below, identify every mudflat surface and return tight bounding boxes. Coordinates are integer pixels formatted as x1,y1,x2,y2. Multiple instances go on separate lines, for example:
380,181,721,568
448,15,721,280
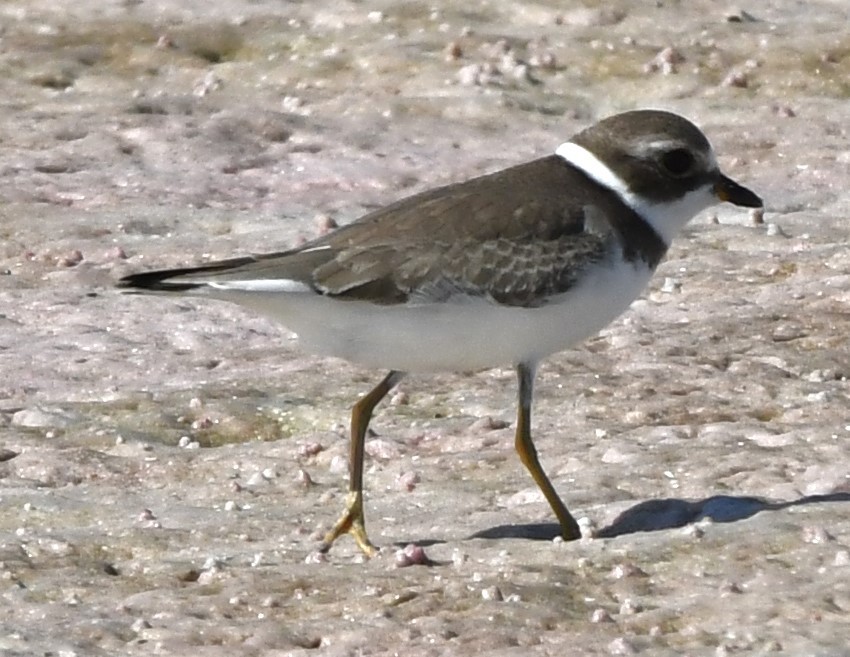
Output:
1,1,849,655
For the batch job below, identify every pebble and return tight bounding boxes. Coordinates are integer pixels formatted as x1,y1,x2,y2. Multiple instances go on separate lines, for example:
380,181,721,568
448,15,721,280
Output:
11,407,76,429
591,608,614,623
296,468,314,487
801,525,834,544
390,390,409,406
365,438,401,459
131,618,152,632
765,222,788,237
608,636,636,655
444,40,463,61
395,543,431,567
396,470,419,491
660,277,681,293
178,436,200,449
469,416,508,432
481,586,504,601
610,563,648,579
719,580,744,595
644,46,685,75
56,249,84,267
750,207,765,224
297,441,324,457
619,598,643,615
314,213,338,235
304,551,327,565
721,69,748,87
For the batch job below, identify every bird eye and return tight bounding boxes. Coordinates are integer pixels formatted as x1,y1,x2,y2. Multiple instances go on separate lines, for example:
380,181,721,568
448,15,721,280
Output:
660,148,695,177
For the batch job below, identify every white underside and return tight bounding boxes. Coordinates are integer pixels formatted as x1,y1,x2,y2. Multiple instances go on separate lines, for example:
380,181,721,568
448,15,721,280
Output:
203,253,654,373
183,136,725,372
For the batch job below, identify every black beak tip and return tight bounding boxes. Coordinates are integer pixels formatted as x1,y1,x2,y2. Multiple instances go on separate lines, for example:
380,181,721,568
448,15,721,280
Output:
716,174,763,209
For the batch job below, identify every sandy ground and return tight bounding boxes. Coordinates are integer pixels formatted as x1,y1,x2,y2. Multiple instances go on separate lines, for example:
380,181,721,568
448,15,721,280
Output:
1,1,849,655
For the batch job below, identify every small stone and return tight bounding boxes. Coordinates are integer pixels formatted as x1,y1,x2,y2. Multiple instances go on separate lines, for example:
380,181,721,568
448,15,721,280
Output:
721,70,748,88
608,636,636,655
261,595,282,608
610,563,647,579
645,46,685,74
193,71,223,97
178,436,200,449
725,9,758,22
395,543,430,567
469,416,508,432
529,51,557,70
451,549,469,568
296,468,314,487
660,277,681,293
771,323,806,342
481,586,504,601
64,591,82,605
445,40,463,61
771,104,796,118
719,580,743,594
138,509,156,522
683,524,705,539
619,598,643,615
750,207,765,224
305,550,327,564
366,438,401,459
190,417,213,430
765,222,787,237
801,525,833,544
314,213,338,236
131,618,152,632
297,441,324,457
397,470,420,491
57,249,84,267
390,390,409,406
833,550,850,566
591,608,614,623
328,455,348,474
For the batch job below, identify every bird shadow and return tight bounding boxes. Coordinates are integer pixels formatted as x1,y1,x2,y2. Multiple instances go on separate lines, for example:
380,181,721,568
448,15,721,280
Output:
467,491,850,542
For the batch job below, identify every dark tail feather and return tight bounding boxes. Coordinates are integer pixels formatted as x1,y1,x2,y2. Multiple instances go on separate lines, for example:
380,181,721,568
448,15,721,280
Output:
118,257,256,292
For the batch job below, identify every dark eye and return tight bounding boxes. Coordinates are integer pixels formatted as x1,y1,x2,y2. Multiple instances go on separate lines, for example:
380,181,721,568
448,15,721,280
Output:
660,148,695,176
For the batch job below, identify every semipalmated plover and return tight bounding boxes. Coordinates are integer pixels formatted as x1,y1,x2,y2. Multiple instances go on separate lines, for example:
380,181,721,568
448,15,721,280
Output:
120,109,763,556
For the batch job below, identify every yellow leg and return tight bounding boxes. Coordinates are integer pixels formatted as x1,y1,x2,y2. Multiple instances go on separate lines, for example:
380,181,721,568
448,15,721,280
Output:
319,370,405,556
514,363,581,540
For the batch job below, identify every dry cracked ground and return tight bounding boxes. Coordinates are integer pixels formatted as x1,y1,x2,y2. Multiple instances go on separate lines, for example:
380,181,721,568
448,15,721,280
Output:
0,1,849,656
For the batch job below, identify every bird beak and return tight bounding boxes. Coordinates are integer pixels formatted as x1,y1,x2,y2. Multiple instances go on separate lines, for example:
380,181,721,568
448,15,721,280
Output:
714,174,763,208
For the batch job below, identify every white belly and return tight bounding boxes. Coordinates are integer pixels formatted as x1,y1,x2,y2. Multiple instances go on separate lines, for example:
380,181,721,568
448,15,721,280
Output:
208,255,654,372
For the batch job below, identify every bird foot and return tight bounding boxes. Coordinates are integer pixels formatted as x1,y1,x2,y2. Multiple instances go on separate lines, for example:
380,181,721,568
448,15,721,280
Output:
319,491,379,557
